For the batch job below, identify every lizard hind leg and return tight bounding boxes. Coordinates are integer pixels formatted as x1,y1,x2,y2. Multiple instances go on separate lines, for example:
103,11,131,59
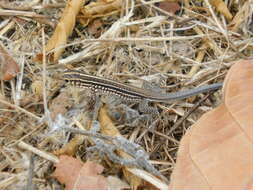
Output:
138,100,159,116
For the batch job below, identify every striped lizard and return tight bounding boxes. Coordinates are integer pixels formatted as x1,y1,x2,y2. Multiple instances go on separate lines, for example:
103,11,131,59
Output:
62,70,222,113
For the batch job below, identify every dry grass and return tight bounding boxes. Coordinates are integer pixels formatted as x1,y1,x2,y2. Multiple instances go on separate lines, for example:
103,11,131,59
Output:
0,0,253,189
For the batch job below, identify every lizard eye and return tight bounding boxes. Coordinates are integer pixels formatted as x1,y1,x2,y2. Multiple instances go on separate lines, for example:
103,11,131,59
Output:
64,78,72,84
64,78,69,82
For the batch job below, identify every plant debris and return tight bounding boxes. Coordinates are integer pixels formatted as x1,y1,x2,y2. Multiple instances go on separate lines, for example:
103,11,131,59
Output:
0,0,253,189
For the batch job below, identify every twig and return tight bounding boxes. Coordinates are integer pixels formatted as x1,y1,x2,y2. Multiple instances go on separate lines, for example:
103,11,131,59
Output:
204,0,228,39
25,154,35,190
0,2,64,11
0,10,50,18
56,34,217,52
18,141,59,163
0,99,41,121
58,34,218,64
126,168,169,190
167,93,212,135
62,125,164,179
41,28,49,114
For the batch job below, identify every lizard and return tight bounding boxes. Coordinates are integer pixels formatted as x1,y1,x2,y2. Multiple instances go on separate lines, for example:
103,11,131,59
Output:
62,69,222,114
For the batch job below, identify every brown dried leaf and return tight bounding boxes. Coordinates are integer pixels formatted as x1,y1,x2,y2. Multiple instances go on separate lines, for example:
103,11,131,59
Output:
0,43,19,81
45,0,85,62
157,1,181,14
169,60,253,189
33,53,54,63
53,155,107,190
53,135,84,156
79,0,122,26
209,0,233,20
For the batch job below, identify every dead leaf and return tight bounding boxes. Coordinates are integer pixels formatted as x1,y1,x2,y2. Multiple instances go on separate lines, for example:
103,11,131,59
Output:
209,0,233,21
43,0,85,62
0,43,19,81
157,1,181,14
79,0,122,26
53,155,107,190
169,60,253,189
53,135,84,156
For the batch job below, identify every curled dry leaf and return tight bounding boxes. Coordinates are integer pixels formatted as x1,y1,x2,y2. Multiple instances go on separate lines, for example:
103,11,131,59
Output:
44,0,85,62
169,60,253,189
79,0,122,26
53,155,107,190
0,43,19,81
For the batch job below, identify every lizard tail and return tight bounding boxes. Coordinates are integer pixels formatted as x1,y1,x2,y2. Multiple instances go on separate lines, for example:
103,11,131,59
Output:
149,82,223,102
